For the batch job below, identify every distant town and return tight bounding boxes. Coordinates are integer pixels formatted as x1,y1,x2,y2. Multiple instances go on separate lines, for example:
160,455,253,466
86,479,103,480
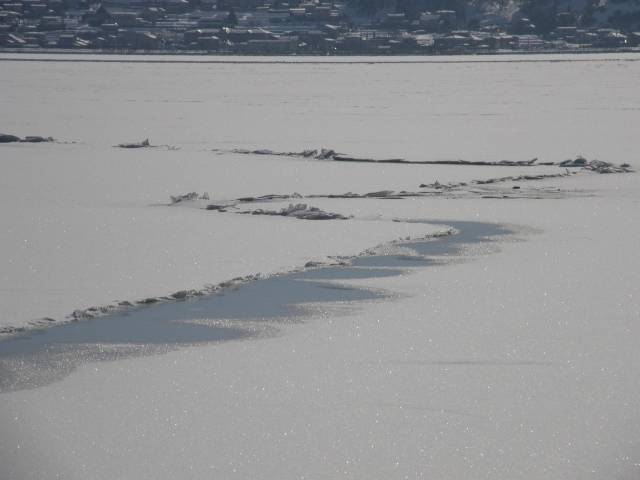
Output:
1,0,639,54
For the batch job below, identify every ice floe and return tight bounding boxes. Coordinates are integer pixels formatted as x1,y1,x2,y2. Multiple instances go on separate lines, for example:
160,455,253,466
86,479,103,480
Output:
19,136,55,143
0,133,20,143
217,147,636,172
170,191,210,204
221,147,343,159
559,156,633,173
115,138,151,148
0,133,54,143
244,203,350,220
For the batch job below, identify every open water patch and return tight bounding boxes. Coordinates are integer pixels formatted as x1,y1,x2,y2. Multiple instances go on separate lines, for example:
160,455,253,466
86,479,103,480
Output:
354,221,510,268
0,267,401,360
0,220,515,392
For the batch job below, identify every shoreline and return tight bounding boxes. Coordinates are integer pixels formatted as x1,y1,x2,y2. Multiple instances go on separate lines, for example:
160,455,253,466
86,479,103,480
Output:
2,48,640,61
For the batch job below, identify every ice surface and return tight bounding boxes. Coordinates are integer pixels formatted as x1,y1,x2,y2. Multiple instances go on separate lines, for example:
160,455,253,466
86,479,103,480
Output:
1,53,639,479
0,222,508,390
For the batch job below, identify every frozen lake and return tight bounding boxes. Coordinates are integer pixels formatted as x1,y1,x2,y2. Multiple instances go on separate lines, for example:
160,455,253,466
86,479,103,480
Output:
1,53,640,478
2,53,639,163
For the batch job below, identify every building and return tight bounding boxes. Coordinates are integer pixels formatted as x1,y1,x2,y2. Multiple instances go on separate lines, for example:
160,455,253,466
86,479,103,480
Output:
39,16,65,30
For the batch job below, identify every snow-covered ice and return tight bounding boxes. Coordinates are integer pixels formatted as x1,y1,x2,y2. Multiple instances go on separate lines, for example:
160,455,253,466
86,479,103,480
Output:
1,53,639,479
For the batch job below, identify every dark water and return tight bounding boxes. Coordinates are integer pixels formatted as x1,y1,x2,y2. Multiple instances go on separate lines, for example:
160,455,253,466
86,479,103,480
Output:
0,221,510,357
353,221,506,267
